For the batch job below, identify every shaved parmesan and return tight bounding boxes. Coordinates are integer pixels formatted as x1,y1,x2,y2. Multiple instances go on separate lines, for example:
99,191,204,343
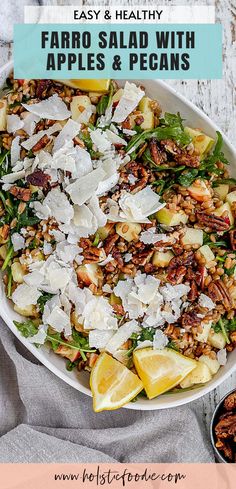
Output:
22,112,40,136
106,187,165,223
140,229,171,245
217,348,227,366
90,128,111,153
153,329,169,349
12,283,40,308
199,293,215,310
27,324,47,345
43,187,74,224
89,330,114,349
53,119,80,153
46,305,71,336
21,123,62,150
82,296,118,331
66,166,106,205
1,169,25,184
106,320,140,354
112,82,144,123
7,114,24,133
10,136,21,166
11,233,25,251
22,94,71,120
105,129,127,147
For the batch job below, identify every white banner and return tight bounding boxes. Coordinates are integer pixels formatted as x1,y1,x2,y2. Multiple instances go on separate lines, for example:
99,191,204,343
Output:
24,6,215,24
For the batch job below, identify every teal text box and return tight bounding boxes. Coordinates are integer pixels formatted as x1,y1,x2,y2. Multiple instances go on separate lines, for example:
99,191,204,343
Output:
14,24,222,79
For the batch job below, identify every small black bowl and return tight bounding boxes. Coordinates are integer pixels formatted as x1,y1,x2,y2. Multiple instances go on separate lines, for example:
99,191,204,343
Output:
210,388,236,463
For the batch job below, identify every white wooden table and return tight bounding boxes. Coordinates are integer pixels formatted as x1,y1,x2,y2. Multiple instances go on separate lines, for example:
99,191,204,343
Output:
0,0,235,432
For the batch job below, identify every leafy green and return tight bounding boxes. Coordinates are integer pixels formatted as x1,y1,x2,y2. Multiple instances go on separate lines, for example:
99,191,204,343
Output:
1,244,14,271
14,319,38,338
213,317,236,344
37,292,54,313
167,340,179,351
96,95,109,116
14,320,96,361
0,149,10,178
7,267,12,298
213,178,236,187
128,327,156,356
159,112,191,147
177,168,199,187
203,232,228,248
152,177,175,195
92,232,100,247
126,126,191,157
199,132,228,178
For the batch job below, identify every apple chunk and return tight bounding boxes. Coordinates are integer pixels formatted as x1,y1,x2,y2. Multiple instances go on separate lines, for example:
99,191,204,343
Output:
0,99,7,131
152,250,174,267
55,345,81,363
116,222,141,242
198,244,215,264
184,127,214,159
213,202,234,225
70,95,91,121
214,184,229,202
182,228,203,247
156,208,188,226
77,263,103,286
188,179,211,202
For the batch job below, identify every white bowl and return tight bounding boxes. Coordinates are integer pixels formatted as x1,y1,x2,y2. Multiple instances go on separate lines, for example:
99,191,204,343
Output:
1,61,236,410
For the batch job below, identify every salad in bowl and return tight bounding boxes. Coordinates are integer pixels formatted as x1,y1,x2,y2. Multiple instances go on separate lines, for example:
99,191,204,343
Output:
0,75,236,412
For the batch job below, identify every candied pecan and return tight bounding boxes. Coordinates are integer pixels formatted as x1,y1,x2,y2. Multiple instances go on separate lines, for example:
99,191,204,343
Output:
124,161,150,192
104,233,119,255
215,439,233,461
9,186,31,202
0,224,10,240
26,169,51,187
181,311,202,330
112,250,124,268
215,413,236,438
134,115,144,126
168,250,195,270
224,392,236,411
176,152,200,168
144,263,155,274
229,229,236,250
83,247,106,264
160,139,181,156
196,212,230,231
207,280,232,310
31,134,50,153
121,117,132,130
167,265,186,284
149,138,166,165
188,281,199,301
36,79,52,98
132,250,153,266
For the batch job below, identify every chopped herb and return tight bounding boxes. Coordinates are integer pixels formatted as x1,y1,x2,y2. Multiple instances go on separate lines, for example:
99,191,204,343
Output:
213,317,236,344
128,327,156,356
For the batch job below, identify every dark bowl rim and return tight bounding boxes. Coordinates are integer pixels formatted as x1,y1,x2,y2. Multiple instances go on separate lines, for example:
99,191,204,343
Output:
210,387,236,463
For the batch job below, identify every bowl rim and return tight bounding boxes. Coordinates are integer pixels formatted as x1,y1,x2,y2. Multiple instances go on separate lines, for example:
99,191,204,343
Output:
1,60,236,410
210,387,236,463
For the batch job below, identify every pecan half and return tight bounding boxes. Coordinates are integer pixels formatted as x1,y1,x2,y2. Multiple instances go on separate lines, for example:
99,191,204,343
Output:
229,229,236,250
112,250,124,268
125,161,150,192
196,212,230,231
104,233,119,255
0,224,10,240
188,281,199,301
9,186,31,202
224,392,236,411
181,310,202,329
207,279,232,310
26,169,51,187
31,134,50,153
167,265,186,284
167,250,194,284
132,250,154,266
149,138,166,165
215,413,236,438
159,139,200,168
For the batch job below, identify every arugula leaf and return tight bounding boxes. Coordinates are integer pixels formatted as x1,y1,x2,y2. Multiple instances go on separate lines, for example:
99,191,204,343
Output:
200,132,228,176
126,125,191,156
128,327,156,356
37,292,54,313
167,340,179,351
203,232,228,248
213,317,236,344
14,320,96,361
1,244,14,271
96,95,109,116
14,319,38,338
152,177,175,195
213,178,236,187
177,168,199,187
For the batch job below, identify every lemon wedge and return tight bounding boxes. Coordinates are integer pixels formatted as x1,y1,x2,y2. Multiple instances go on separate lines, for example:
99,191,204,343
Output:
133,348,197,399
56,79,110,93
90,352,143,412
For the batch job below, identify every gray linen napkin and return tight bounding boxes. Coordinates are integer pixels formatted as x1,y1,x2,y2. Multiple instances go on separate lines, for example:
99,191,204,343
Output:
0,320,214,463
